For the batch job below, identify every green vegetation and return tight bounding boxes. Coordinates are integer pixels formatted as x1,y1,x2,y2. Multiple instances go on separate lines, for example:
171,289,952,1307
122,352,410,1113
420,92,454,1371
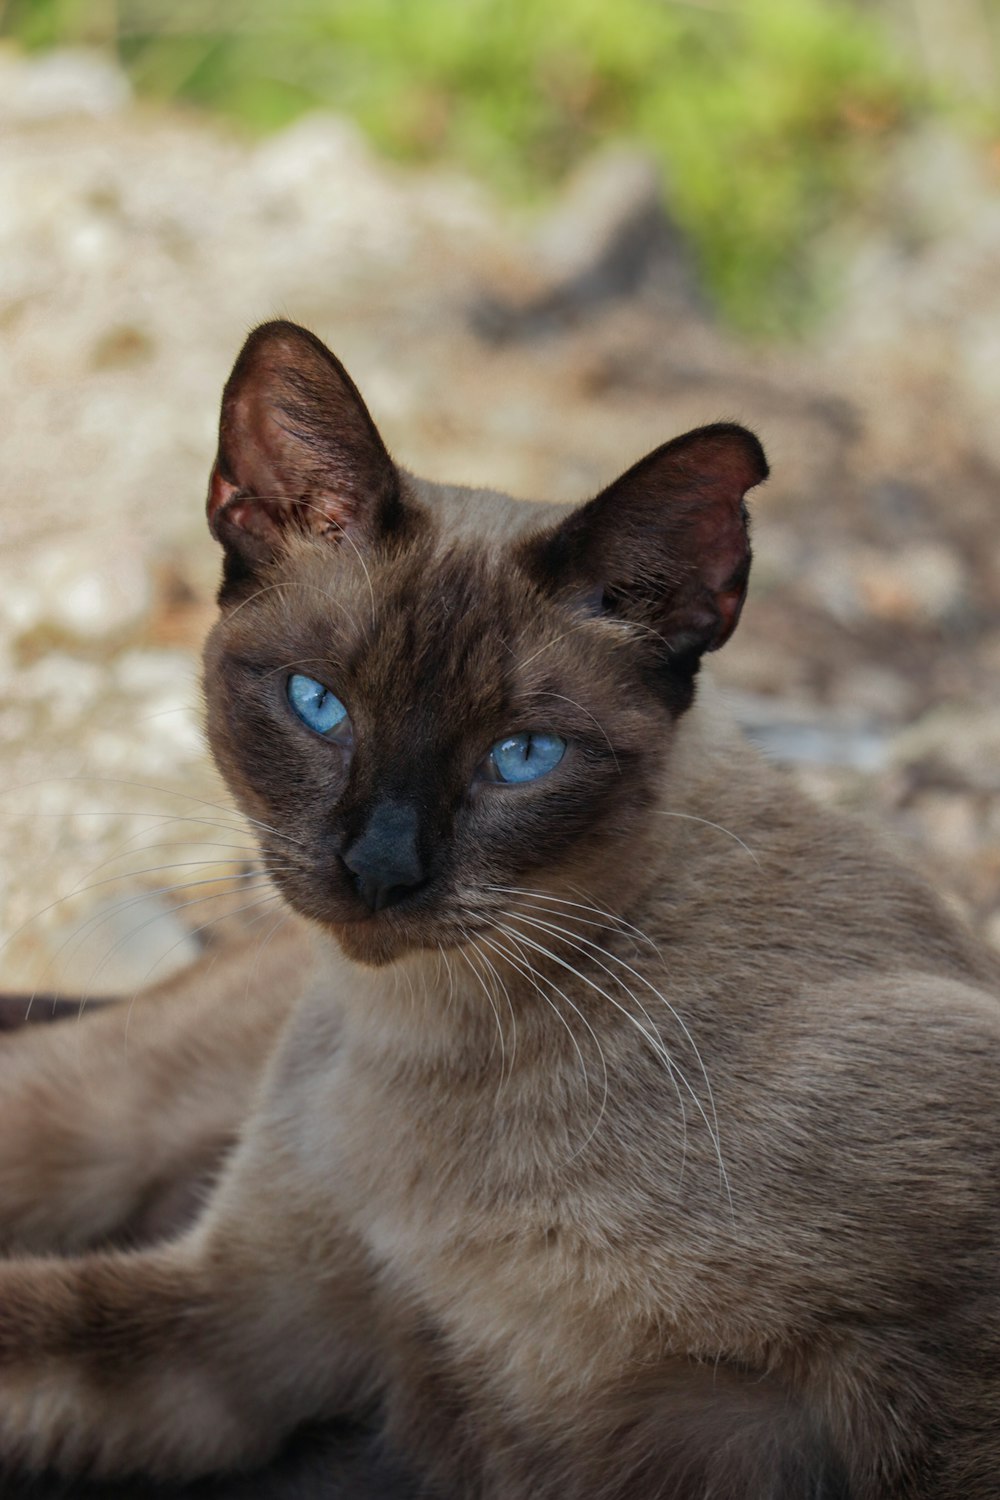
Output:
3,0,998,334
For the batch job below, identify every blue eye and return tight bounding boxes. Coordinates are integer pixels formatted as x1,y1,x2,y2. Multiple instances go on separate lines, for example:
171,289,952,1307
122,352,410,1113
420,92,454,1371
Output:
489,732,566,784
287,674,349,737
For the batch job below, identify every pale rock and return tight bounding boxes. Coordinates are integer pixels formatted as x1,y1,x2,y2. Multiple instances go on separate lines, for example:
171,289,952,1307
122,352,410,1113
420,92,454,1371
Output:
886,124,992,244
0,583,40,642
112,650,203,759
856,543,967,626
6,541,152,648
251,114,418,266
252,112,379,196
892,708,1000,794
9,653,106,727
801,550,864,625
0,48,131,124
908,791,981,860
728,690,890,772
832,667,915,722
113,648,198,699
804,543,967,628
532,148,663,282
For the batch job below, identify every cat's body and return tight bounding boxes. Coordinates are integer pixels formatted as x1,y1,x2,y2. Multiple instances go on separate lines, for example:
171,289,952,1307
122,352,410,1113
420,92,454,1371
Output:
1,322,999,1499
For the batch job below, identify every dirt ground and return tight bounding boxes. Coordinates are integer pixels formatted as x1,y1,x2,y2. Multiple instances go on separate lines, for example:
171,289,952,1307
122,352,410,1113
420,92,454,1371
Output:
2,49,999,993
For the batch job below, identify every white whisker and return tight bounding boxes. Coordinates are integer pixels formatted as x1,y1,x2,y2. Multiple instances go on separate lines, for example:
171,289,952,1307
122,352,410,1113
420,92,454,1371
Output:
89,836,263,874
286,496,377,628
243,908,294,1008
517,618,598,672
655,811,761,869
534,691,621,773
485,884,658,951
436,945,457,1016
482,931,610,1162
500,908,730,1208
80,876,286,1003
0,776,304,848
494,920,710,1202
122,887,284,1050
261,657,352,681
457,942,508,1092
468,936,518,1085
20,868,290,1020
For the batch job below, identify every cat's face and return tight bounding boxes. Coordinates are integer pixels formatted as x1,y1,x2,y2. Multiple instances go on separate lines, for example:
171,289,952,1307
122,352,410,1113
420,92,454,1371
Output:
206,521,674,964
202,322,767,965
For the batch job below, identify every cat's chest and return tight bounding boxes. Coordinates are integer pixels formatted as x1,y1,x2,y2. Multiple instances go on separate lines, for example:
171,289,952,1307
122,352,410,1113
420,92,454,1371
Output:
265,977,772,1401
334,1068,648,1396
267,1015,633,1369
292,1038,713,1394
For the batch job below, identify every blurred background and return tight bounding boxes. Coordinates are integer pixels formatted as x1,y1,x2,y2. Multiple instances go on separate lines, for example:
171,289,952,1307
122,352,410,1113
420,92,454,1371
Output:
1,0,999,993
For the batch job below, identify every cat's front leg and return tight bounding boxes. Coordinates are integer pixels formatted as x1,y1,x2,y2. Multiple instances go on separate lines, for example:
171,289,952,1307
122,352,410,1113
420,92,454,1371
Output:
0,1225,378,1482
0,925,310,1254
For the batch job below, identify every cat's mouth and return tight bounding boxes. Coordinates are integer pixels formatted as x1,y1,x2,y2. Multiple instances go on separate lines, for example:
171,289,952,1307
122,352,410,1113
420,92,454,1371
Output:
264,854,493,967
262,860,437,963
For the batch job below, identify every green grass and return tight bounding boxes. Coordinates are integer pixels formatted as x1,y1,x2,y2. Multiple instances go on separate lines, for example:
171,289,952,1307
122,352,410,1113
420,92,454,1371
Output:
3,0,997,334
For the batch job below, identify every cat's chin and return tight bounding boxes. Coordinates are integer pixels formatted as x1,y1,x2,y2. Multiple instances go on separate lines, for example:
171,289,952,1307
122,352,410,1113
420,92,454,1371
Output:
326,918,421,968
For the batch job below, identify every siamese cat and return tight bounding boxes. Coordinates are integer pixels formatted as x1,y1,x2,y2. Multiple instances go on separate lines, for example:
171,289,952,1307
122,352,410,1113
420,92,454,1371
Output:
1,320,999,1500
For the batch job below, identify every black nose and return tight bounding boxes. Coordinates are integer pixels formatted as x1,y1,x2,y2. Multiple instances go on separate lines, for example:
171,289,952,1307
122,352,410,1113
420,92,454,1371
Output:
340,800,427,913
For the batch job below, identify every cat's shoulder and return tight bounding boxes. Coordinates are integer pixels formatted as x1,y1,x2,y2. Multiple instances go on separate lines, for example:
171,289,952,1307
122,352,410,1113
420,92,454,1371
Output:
662,681,1000,1000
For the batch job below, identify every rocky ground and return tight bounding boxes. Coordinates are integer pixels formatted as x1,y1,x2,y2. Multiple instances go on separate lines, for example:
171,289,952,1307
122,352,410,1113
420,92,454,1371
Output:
2,47,999,993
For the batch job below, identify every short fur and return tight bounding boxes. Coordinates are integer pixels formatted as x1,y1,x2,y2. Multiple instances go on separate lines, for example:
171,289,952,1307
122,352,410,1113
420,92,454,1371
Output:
1,321,999,1499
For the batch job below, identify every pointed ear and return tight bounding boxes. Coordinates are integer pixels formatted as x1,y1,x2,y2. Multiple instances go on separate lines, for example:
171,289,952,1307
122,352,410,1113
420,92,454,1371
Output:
522,422,767,662
207,321,403,586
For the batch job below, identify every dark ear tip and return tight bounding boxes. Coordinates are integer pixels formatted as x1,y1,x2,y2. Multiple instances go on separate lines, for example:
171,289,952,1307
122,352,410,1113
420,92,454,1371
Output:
243,317,317,347
231,319,333,374
249,317,309,338
729,423,769,485
691,422,769,490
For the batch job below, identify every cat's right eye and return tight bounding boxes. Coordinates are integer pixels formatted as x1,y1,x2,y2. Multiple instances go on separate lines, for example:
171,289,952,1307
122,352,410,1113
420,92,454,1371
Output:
486,731,566,784
287,674,351,740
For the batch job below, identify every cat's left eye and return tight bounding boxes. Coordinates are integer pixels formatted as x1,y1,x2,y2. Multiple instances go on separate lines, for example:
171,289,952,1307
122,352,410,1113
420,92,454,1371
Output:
486,732,566,784
287,674,351,740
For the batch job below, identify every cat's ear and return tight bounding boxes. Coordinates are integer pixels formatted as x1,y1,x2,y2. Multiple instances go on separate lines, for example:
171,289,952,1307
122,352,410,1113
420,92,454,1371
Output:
523,423,767,661
207,321,403,584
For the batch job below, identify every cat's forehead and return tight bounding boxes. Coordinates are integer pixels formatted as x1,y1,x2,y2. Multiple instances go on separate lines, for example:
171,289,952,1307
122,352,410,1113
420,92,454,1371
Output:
269,525,574,710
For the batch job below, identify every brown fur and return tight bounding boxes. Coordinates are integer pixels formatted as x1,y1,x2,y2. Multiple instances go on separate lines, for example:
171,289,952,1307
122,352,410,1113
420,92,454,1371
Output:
1,321,999,1499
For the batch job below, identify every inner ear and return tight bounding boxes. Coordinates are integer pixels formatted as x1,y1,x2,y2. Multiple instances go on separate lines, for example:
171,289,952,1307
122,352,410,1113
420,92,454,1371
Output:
521,422,768,661
207,321,403,581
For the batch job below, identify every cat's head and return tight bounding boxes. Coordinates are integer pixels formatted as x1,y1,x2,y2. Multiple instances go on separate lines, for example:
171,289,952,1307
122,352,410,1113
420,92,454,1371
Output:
203,322,766,965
